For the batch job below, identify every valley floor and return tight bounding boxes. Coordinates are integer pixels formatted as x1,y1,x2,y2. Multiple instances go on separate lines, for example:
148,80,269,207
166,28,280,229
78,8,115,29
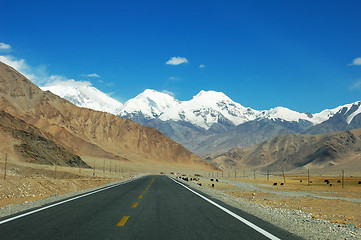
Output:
178,174,361,239
1,157,361,239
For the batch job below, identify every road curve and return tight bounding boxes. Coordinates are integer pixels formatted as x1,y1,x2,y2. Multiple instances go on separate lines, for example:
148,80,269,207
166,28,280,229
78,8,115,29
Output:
0,175,301,240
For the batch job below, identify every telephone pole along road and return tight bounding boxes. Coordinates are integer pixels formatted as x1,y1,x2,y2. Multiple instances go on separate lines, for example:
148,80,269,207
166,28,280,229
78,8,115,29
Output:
0,175,300,239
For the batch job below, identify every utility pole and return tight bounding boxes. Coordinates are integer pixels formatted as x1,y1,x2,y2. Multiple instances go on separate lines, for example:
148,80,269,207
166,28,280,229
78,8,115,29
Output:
342,169,344,189
4,154,8,180
93,159,95,176
54,160,57,179
308,169,310,186
267,170,269,181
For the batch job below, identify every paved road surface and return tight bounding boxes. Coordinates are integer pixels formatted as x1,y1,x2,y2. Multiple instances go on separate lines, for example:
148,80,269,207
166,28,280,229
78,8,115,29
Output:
0,175,301,239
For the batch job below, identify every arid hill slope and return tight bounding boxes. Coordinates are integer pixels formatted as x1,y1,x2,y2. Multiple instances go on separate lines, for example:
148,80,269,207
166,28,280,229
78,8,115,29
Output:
208,129,361,171
0,61,216,170
0,111,89,167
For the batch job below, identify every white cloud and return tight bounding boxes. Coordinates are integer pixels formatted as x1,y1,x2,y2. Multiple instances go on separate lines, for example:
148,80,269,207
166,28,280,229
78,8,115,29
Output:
0,55,71,85
0,55,36,80
43,78,92,87
161,90,175,96
199,64,205,68
350,80,361,90
166,56,188,65
349,57,361,66
168,76,181,81
87,73,100,78
0,43,11,50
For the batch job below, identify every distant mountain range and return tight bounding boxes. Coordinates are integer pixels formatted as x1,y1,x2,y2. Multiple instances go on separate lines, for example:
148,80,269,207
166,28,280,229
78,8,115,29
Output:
0,61,216,170
40,80,361,156
207,128,361,173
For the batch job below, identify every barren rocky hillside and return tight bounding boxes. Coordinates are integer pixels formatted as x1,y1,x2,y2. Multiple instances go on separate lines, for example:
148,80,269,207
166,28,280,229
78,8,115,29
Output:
0,61,216,170
208,129,361,172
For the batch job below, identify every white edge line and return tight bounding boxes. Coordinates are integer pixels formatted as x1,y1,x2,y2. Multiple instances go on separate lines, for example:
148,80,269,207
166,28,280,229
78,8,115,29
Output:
170,177,281,240
0,176,144,225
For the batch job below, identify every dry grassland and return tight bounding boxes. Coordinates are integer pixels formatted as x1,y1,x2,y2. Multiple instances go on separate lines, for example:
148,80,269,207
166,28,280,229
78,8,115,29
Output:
192,172,361,227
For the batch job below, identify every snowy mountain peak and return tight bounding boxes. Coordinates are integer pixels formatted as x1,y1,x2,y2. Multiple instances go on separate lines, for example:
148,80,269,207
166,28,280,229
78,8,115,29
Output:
119,89,180,119
40,80,123,115
158,90,260,129
262,106,316,123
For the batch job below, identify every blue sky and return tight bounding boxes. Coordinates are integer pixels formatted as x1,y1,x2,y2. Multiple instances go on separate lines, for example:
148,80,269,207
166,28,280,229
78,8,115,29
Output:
1,0,361,113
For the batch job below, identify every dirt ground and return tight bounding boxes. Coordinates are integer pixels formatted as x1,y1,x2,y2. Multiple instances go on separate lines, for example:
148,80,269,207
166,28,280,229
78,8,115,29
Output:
191,174,361,227
0,156,217,210
1,156,361,229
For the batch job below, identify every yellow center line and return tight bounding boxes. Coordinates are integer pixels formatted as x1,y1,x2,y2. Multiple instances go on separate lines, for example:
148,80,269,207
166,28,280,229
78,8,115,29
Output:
131,202,138,208
116,216,129,227
138,195,143,199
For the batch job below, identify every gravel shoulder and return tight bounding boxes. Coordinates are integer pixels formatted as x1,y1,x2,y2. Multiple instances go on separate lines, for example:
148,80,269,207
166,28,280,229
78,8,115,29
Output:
172,176,361,240
0,175,144,220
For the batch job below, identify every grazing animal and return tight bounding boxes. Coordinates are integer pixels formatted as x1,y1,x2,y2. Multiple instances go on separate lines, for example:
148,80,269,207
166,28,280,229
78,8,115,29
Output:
273,183,277,186
210,179,214,181
280,183,284,186
358,181,361,184
337,180,341,183
324,180,329,184
330,184,332,187
300,180,302,183
212,184,214,188
216,179,219,182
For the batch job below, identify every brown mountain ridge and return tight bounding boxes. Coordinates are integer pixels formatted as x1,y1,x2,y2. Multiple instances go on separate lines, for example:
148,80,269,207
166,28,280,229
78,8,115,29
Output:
0,61,216,170
207,129,361,172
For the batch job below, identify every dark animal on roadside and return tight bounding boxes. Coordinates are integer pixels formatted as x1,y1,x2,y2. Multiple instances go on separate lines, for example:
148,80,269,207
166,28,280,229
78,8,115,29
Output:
216,179,219,182
280,183,284,186
273,183,277,186
324,180,329,184
300,180,302,183
210,179,214,181
337,180,341,183
212,184,214,188
330,184,332,187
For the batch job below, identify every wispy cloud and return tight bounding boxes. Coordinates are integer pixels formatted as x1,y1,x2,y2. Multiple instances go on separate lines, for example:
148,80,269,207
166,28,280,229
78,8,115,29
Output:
0,55,36,80
199,64,205,68
43,77,92,87
349,57,361,66
87,73,100,78
169,76,181,81
0,43,11,50
166,56,188,65
350,80,361,90
161,90,175,97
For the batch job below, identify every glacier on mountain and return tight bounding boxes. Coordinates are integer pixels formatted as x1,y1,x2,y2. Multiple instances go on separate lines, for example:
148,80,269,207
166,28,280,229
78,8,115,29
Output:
40,83,360,130
40,80,123,115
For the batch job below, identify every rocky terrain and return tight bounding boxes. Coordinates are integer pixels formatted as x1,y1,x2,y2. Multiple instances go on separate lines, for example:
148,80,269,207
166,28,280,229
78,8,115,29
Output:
207,128,361,172
0,61,216,170
175,175,361,240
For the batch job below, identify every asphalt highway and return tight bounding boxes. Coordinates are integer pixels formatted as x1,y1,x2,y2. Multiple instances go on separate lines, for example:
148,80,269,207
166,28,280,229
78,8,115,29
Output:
0,175,301,239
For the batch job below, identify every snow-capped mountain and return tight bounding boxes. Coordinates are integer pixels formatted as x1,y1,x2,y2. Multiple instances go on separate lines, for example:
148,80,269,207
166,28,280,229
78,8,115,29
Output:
119,89,180,119
158,90,261,129
40,80,123,115
42,83,361,155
